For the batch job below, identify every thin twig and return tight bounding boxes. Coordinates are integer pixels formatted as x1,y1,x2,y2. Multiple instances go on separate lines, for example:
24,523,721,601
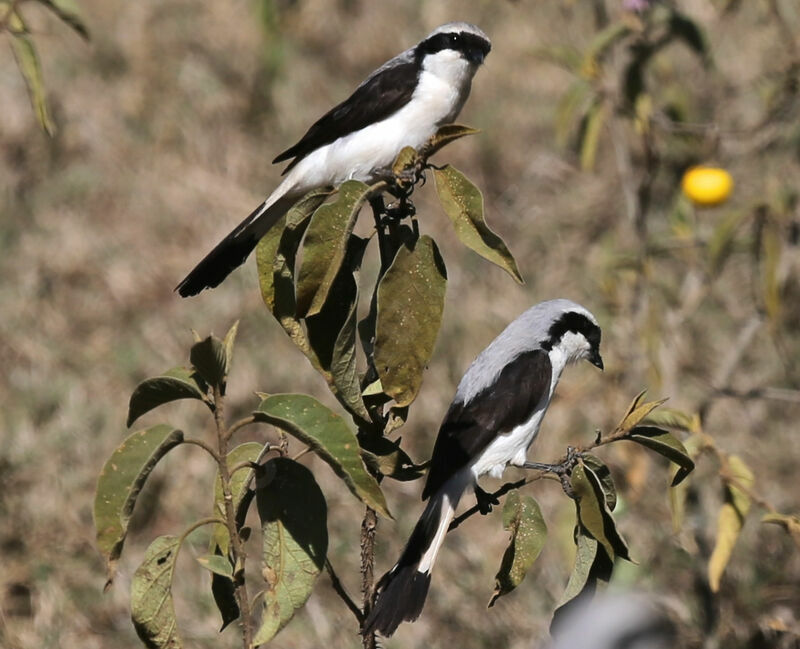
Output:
326,558,364,623
226,415,256,441
180,437,221,462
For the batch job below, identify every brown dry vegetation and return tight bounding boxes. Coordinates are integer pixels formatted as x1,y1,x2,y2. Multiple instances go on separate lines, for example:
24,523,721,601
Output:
1,1,799,648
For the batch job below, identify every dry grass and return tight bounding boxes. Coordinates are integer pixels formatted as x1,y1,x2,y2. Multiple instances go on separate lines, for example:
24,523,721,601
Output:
1,1,799,648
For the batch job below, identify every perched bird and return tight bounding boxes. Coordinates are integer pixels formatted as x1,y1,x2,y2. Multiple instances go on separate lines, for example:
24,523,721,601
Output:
177,22,491,297
363,299,604,637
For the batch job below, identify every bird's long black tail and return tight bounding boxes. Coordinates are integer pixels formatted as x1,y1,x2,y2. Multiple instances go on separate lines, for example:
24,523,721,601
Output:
362,478,464,637
176,193,297,297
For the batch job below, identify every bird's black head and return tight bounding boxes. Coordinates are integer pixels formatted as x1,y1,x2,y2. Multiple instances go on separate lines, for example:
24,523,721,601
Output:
417,23,491,65
542,309,604,370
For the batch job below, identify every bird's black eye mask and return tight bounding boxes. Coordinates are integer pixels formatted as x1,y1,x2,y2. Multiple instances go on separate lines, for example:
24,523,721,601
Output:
541,311,601,353
417,31,491,60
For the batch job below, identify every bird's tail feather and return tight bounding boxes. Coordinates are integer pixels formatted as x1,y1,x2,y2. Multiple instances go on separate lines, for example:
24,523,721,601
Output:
176,191,298,297
363,478,465,637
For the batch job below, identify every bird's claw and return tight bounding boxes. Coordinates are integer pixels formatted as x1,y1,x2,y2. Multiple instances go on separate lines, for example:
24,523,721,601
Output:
474,485,500,515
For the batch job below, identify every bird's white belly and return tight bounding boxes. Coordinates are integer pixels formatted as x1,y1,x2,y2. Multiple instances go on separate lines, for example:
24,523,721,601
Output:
469,410,546,481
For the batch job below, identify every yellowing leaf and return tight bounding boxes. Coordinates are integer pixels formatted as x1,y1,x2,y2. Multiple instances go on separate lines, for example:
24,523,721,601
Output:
131,535,183,649
489,492,547,607
253,459,328,645
433,165,523,283
94,425,184,587
374,236,447,407
617,390,668,433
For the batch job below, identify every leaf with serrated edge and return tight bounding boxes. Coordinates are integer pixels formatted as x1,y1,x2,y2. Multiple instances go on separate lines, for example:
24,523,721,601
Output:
254,394,390,518
257,189,331,313
127,367,208,427
8,10,55,135
627,426,695,486
94,425,184,587
762,513,800,551
254,458,328,645
39,0,90,40
489,492,547,607
196,554,233,579
374,236,447,408
211,442,267,556
296,180,370,317
131,535,183,649
433,165,522,283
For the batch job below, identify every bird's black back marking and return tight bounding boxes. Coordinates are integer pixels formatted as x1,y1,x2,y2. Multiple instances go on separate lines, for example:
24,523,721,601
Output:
422,349,553,500
272,61,419,173
541,311,601,353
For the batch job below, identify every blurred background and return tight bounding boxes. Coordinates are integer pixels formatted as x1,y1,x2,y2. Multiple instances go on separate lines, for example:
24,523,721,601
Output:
1,1,799,647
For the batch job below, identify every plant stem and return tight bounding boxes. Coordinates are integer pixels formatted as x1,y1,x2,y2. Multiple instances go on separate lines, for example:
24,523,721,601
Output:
360,506,378,649
325,558,363,624
180,437,221,462
213,385,253,649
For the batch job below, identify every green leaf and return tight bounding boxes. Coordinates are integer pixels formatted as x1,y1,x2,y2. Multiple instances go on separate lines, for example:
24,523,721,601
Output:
580,101,606,171
582,453,616,511
359,435,425,482
373,236,447,407
433,165,523,283
571,462,630,562
253,458,328,645
616,390,668,433
708,455,753,592
762,513,800,551
38,0,90,40
94,425,184,587
296,180,370,317
489,492,547,607
211,442,267,556
190,335,226,390
131,535,183,649
329,267,371,422
257,189,331,314
627,426,695,486
420,123,480,160
551,529,613,633
196,554,233,579
643,407,697,432
127,367,209,427
7,8,55,135
253,394,391,518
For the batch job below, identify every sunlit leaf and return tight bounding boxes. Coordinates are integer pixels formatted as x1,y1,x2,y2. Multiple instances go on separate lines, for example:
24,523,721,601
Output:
489,492,547,607
222,320,239,378
643,407,697,432
373,236,447,407
131,535,183,649
708,455,753,592
7,8,55,135
582,453,616,511
616,390,668,433
762,513,800,551
420,123,480,160
253,458,328,645
572,462,630,561
296,180,370,317
627,426,695,486
254,394,390,518
196,554,234,579
127,367,209,427
94,425,184,587
433,165,523,283
39,0,90,40
391,145,418,178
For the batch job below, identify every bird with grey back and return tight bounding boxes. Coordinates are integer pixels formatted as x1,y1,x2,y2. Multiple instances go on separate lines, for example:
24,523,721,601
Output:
363,299,604,637
176,22,491,297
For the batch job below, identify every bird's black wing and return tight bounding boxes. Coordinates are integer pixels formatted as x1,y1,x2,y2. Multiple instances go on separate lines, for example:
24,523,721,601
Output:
272,60,420,174
422,349,553,500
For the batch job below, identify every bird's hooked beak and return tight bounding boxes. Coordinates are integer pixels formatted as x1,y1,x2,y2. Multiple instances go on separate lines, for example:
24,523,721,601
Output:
466,47,488,65
589,349,604,371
